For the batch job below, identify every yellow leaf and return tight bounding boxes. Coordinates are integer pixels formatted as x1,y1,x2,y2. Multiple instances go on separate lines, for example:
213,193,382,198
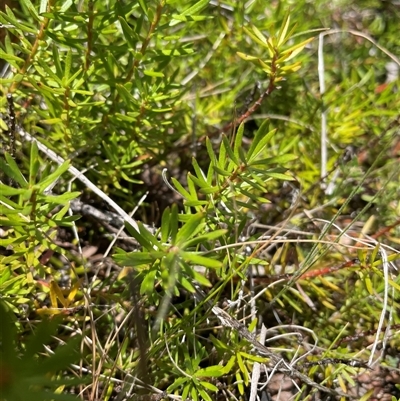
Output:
267,37,275,58
236,353,248,385
236,52,258,61
50,280,67,308
388,279,400,292
338,374,347,393
280,61,302,72
250,25,268,45
277,14,291,47
36,308,63,315
365,276,374,295
321,299,336,310
281,37,314,61
236,371,244,395
359,388,374,401
67,279,82,304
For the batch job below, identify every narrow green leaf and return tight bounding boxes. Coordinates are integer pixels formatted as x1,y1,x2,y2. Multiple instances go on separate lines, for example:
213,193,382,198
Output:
218,134,227,167
252,24,270,44
236,188,262,203
277,13,290,47
176,213,205,246
199,381,218,392
122,223,152,249
222,356,236,374
210,335,230,352
235,199,255,209
222,135,240,166
248,154,297,166
39,192,80,204
39,118,63,124
28,78,65,95
184,200,208,207
191,385,199,401
240,175,266,191
370,242,380,264
0,118,7,131
37,161,70,191
63,49,72,84
242,26,268,47
236,52,258,62
29,141,40,186
0,184,27,196
139,223,163,249
192,157,208,182
0,193,19,207
183,229,227,248
197,387,212,401
180,275,196,293
20,0,40,21
187,173,213,191
181,252,222,269
179,0,210,16
256,58,273,72
170,203,179,245
187,173,199,200
282,292,303,313
102,141,118,164
161,47,194,56
118,16,139,49
137,0,148,16
52,44,62,76
1,153,28,187
191,270,211,287
170,14,210,23
238,143,247,165
161,207,171,243
388,279,400,292
248,318,258,332
198,185,219,195
2,9,37,33
236,353,248,381
4,34,14,56
169,0,210,26
239,351,267,363
364,276,374,295
247,123,276,162
116,83,140,105
141,267,158,295
114,251,158,266
212,165,231,177
266,37,276,58
37,57,62,85
264,171,294,180
194,365,225,378
143,69,164,78
280,37,314,61
206,137,217,165
167,377,188,393
233,123,244,160
66,67,83,86
0,52,24,64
